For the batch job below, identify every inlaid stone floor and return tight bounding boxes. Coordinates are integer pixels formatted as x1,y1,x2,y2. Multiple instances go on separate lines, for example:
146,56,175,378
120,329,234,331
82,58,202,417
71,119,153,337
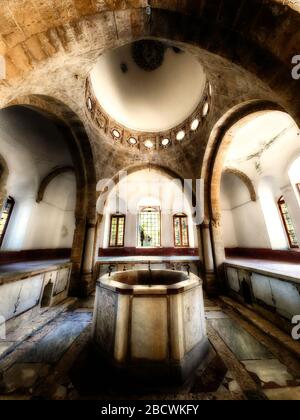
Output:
0,295,299,400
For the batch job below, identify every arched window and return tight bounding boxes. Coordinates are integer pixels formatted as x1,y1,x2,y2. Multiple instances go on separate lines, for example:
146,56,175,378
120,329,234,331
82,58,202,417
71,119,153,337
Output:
109,214,125,247
173,213,189,247
278,196,299,248
138,207,161,248
0,196,15,248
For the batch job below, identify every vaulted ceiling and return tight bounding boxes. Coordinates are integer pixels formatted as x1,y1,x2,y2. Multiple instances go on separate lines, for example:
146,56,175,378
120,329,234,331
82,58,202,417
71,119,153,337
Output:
0,0,299,183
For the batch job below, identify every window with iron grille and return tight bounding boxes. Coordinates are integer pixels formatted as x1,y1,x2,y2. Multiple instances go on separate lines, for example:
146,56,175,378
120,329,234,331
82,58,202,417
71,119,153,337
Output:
138,207,161,248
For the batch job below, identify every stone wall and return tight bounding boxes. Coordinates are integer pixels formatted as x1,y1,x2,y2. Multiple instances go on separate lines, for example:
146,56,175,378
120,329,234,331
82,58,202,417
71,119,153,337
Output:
0,1,299,294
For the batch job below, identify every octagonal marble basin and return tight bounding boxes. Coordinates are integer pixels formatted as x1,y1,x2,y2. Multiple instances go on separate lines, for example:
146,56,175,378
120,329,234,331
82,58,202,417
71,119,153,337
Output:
92,269,210,384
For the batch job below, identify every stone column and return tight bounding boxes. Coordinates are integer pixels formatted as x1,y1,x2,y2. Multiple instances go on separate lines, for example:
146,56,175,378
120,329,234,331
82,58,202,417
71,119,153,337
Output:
69,216,86,297
211,215,226,292
201,221,217,295
196,224,204,275
82,220,97,295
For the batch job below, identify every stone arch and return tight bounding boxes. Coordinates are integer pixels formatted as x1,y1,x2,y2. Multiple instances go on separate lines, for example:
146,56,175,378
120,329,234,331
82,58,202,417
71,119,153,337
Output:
36,166,75,203
1,95,96,297
223,167,257,203
200,99,285,292
202,100,283,224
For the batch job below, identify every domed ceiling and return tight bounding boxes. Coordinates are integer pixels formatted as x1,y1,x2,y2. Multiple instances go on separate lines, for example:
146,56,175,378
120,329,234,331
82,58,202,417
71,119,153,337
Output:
89,40,207,133
86,40,212,153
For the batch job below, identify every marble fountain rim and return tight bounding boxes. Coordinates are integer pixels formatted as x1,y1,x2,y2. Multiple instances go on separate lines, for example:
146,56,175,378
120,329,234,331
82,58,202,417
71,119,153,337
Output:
97,269,202,296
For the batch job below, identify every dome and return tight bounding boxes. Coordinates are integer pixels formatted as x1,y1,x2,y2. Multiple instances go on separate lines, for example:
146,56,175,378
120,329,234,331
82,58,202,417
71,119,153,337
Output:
90,40,207,133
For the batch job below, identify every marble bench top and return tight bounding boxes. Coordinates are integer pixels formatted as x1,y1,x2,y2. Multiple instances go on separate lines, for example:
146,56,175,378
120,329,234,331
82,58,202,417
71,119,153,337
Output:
225,258,300,284
0,259,71,285
97,256,200,264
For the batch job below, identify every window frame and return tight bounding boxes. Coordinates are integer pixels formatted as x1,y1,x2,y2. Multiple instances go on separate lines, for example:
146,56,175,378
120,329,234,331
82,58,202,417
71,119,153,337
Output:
0,196,15,248
138,206,162,248
173,213,190,248
278,196,299,249
109,214,126,248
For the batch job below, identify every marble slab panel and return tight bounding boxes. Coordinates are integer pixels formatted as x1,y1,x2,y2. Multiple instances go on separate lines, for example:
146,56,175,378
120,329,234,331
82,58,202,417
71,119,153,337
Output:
269,279,300,320
53,268,70,296
0,275,44,321
94,287,117,354
131,297,168,361
183,287,203,353
242,359,295,387
210,318,273,361
251,273,274,307
226,267,240,293
18,313,91,364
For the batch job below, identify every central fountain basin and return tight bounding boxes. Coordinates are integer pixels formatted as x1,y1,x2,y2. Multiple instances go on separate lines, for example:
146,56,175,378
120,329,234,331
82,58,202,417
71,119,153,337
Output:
93,269,210,384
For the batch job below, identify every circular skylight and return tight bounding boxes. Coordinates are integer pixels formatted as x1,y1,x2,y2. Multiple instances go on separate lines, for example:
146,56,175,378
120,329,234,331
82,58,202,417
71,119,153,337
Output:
191,118,200,131
112,129,121,139
161,138,170,147
176,130,186,141
128,137,137,145
86,97,93,111
144,139,154,149
202,102,209,117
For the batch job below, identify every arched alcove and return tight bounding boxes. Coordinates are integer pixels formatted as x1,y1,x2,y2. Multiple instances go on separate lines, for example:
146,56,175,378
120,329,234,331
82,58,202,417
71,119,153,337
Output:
0,98,96,297
98,167,198,252
202,102,300,290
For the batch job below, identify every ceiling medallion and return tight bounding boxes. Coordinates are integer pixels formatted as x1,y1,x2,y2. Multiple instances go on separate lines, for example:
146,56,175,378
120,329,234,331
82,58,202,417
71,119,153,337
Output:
132,40,166,72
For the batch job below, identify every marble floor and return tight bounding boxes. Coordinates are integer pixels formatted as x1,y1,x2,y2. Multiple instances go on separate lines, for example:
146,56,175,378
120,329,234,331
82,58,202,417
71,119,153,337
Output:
0,295,299,400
